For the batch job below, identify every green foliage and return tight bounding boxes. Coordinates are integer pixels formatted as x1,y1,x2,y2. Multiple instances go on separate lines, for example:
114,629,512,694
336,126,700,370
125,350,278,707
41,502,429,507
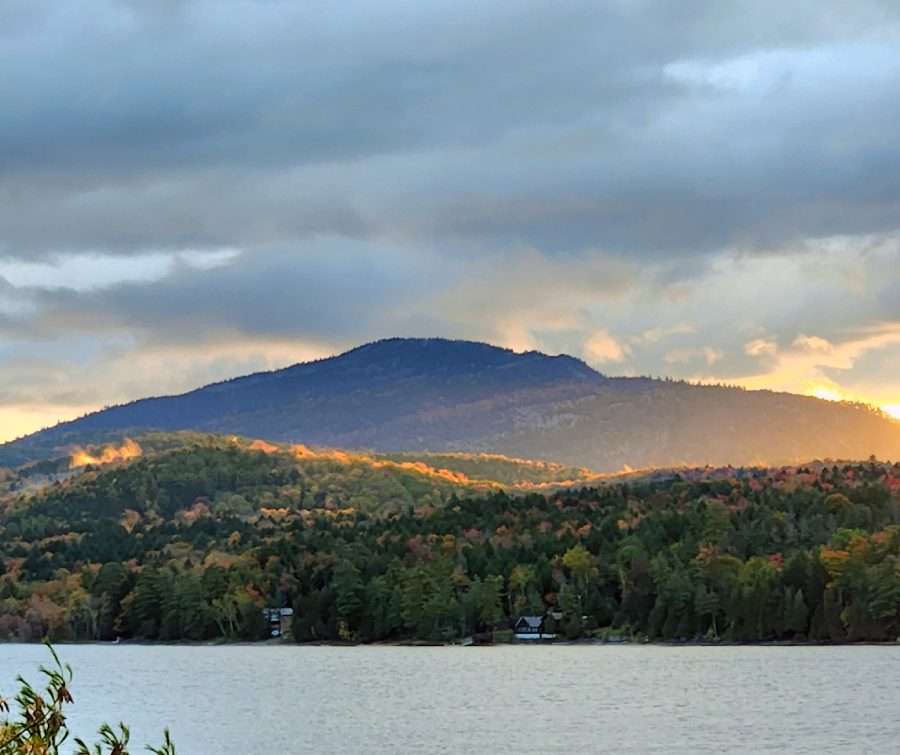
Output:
376,452,593,487
0,644,174,754
3,448,900,644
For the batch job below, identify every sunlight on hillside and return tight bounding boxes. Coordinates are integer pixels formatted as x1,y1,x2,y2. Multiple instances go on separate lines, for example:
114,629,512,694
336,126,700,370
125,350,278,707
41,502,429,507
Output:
291,443,489,487
70,438,143,468
234,437,605,490
884,404,900,420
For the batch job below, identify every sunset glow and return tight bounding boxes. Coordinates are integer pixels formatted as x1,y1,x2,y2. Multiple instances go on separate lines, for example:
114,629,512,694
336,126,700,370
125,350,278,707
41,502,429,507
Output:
809,385,844,403
804,385,900,421
0,2,898,450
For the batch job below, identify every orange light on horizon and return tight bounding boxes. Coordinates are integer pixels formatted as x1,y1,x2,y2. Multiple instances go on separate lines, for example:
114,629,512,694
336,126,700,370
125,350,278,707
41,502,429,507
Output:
805,383,900,421
809,385,843,402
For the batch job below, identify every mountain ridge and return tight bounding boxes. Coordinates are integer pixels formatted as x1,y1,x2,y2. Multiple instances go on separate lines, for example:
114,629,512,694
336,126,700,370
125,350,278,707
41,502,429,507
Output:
2,337,899,470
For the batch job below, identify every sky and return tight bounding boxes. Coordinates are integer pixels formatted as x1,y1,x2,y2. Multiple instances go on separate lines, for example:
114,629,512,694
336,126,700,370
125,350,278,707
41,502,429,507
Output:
2,0,900,442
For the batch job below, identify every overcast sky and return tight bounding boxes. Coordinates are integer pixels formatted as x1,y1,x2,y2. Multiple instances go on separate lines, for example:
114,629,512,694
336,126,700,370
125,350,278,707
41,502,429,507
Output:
2,0,900,441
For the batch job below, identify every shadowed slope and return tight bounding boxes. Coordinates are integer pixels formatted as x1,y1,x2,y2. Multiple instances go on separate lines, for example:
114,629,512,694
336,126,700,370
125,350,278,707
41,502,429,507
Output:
2,337,899,471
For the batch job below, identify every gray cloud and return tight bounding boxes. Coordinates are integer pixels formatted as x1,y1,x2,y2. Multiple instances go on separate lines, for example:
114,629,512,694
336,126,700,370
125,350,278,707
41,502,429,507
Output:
2,1,900,258
4,1,900,437
22,243,442,344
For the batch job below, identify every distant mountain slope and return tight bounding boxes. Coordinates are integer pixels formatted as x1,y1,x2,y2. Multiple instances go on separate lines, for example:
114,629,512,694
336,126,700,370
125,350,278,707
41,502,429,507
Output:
497,380,900,470
2,337,899,470
0,339,604,466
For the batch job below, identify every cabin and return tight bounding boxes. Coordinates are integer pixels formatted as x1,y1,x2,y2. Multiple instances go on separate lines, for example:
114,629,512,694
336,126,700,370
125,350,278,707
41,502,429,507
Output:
262,607,294,637
513,615,556,641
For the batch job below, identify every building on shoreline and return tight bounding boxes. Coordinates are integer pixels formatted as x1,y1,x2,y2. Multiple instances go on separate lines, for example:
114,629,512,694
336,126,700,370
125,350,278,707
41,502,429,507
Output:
513,615,557,641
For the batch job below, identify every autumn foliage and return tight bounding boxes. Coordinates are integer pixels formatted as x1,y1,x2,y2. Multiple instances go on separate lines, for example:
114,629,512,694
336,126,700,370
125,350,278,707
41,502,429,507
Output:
2,439,900,644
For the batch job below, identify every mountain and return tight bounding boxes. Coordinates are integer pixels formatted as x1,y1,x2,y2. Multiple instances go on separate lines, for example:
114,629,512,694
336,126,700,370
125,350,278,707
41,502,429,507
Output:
2,337,900,470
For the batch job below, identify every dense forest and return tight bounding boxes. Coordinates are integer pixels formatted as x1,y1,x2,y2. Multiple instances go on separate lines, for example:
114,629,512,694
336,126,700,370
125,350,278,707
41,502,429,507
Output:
1,437,900,645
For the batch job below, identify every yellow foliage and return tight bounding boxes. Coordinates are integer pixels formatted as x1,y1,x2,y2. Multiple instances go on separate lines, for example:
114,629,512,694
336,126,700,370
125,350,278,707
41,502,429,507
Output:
120,508,142,533
204,550,239,569
819,547,850,579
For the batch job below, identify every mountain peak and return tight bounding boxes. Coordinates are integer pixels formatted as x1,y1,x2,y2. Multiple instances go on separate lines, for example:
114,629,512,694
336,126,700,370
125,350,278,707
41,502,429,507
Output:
0,337,605,467
327,337,600,379
2,336,899,471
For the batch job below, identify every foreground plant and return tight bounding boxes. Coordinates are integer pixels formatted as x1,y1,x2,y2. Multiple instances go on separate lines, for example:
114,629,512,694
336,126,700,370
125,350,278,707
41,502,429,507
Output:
0,643,174,755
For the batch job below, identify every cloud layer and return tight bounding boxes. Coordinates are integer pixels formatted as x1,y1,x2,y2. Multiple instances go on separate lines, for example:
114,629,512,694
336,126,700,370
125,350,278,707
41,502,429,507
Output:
2,0,900,439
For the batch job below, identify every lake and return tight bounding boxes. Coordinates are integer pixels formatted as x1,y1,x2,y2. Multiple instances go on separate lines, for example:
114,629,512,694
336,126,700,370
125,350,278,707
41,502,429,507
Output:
1,644,898,754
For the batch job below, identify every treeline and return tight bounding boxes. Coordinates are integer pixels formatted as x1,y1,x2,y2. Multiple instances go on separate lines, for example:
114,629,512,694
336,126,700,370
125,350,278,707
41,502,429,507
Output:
2,446,900,643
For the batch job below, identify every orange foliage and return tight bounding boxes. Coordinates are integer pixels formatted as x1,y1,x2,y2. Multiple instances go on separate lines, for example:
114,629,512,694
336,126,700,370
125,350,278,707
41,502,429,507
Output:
848,534,869,558
248,439,280,454
119,509,142,533
259,507,292,519
872,530,892,547
176,501,210,524
819,547,850,579
440,534,457,556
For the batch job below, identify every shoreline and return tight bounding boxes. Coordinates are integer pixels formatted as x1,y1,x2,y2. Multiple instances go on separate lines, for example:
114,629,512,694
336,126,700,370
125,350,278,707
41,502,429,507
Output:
3,638,899,648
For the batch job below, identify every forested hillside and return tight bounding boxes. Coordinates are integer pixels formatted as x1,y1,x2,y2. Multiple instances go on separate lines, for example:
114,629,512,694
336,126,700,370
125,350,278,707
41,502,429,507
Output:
2,437,899,644
0,433,600,509
3,338,899,471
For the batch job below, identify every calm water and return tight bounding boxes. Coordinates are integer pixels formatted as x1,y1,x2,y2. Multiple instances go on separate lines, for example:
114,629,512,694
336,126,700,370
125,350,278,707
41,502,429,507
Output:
1,644,898,754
